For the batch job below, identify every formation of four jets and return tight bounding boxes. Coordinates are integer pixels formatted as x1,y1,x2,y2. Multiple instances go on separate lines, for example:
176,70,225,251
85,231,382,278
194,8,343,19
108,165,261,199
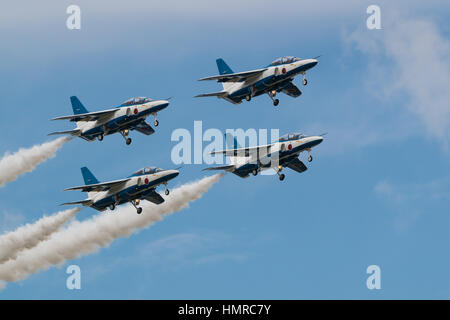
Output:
50,56,322,214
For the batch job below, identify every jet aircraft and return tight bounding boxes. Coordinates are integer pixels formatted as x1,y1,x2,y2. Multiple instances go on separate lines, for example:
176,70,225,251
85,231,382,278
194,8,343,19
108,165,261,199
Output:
203,132,324,180
50,96,169,145
62,166,179,214
196,56,318,106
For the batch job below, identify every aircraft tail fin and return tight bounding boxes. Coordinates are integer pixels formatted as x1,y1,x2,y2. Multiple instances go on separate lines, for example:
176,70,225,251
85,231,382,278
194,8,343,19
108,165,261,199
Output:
216,58,234,91
225,132,241,149
81,167,99,185
216,58,233,75
225,133,243,165
70,96,89,115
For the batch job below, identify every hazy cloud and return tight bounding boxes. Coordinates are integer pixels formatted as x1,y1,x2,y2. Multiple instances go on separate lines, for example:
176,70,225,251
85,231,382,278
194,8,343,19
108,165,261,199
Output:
348,13,450,146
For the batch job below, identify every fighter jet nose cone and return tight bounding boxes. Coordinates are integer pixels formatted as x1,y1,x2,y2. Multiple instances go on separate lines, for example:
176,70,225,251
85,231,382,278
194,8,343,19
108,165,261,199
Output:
167,170,179,180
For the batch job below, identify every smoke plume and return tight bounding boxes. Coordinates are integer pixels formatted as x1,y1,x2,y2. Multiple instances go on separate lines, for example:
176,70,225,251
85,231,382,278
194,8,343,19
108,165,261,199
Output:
0,137,71,187
0,208,79,263
0,174,222,289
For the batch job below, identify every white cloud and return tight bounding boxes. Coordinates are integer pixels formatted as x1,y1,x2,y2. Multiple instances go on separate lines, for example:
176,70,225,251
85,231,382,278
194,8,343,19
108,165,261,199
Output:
374,180,395,197
0,0,363,26
374,176,450,233
375,176,450,202
0,211,26,234
348,13,450,146
137,231,246,270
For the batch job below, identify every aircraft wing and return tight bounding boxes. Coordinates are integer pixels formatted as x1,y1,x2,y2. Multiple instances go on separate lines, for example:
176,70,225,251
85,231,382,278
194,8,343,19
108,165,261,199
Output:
194,91,228,98
202,164,235,172
48,129,81,136
60,199,93,206
209,144,272,157
280,81,302,98
132,121,155,136
51,108,118,122
141,189,165,205
285,158,308,173
64,178,130,192
198,68,267,83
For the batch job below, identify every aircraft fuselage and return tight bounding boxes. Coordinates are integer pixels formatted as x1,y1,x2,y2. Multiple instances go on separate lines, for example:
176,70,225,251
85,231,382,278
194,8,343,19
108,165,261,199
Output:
90,169,179,211
79,100,169,141
225,59,318,104
232,135,323,177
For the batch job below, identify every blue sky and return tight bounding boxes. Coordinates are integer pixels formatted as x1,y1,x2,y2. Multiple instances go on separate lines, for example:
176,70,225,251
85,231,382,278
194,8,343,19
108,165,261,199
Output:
0,0,449,298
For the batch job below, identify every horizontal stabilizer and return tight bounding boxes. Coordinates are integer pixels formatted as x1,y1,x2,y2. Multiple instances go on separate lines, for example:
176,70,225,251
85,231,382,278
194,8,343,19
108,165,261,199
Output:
195,91,228,98
64,178,130,192
51,108,117,122
198,68,267,83
209,144,272,156
48,129,81,136
202,164,235,172
60,199,92,206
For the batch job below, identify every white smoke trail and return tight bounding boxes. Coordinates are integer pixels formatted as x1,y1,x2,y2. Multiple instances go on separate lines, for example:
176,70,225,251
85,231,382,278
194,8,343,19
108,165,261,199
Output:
0,174,222,288
0,137,71,187
0,208,79,263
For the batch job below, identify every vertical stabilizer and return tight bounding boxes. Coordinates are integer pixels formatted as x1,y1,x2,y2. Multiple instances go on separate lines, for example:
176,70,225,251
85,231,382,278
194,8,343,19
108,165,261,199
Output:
81,167,99,185
70,96,89,115
216,58,235,91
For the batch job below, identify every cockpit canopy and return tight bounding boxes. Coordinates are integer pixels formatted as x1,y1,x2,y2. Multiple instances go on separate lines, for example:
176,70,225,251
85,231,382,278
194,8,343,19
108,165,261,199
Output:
121,97,151,106
279,132,305,142
269,56,301,66
131,167,162,176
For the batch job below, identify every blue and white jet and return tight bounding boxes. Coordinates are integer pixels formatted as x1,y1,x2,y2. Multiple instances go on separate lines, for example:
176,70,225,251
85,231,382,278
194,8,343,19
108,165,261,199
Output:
62,166,180,214
203,132,324,180
196,56,318,106
50,96,169,145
